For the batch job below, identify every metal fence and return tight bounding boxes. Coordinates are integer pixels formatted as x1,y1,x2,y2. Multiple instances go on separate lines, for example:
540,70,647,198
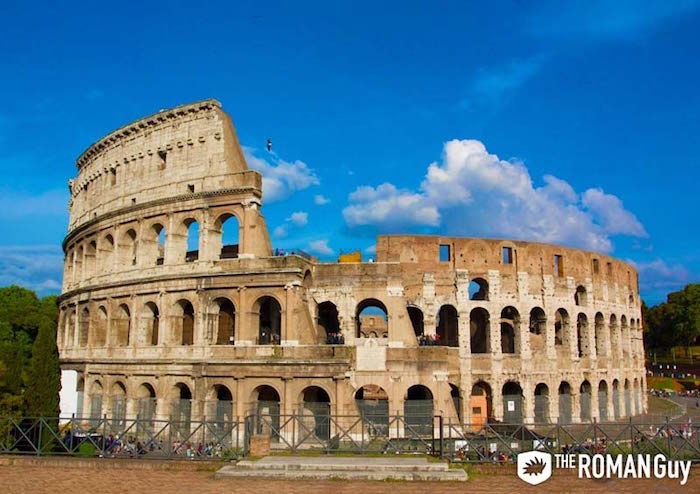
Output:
2,415,698,462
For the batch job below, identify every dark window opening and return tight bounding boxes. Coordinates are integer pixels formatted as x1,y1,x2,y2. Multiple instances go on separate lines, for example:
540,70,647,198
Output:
592,259,599,274
158,150,167,169
188,184,195,193
554,254,563,277
110,169,117,186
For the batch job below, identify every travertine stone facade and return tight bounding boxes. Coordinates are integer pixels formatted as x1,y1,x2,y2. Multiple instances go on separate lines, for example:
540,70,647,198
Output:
58,100,646,426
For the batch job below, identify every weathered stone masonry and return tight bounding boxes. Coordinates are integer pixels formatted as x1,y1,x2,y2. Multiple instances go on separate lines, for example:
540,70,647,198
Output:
57,99,646,426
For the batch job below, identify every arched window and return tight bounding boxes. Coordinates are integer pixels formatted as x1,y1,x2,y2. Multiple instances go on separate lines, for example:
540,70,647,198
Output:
89,381,103,424
502,382,523,423
184,219,199,262
555,308,569,346
92,306,108,347
575,285,587,306
534,383,549,424
115,304,131,347
558,381,572,424
79,307,89,347
120,229,138,267
216,213,240,259
500,306,519,354
111,382,126,429
318,301,341,344
580,381,592,421
215,298,236,345
355,385,389,430
209,385,233,428
598,380,609,421
469,308,490,354
468,278,489,301
576,313,589,357
256,296,281,345
356,299,388,338
594,312,605,356
143,302,160,346
170,383,192,429
436,304,458,347
137,383,157,433
253,385,280,440
470,381,492,427
174,300,195,345
404,385,433,434
300,386,331,440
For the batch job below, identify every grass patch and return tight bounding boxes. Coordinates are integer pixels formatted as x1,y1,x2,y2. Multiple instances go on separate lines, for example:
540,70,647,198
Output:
647,376,684,392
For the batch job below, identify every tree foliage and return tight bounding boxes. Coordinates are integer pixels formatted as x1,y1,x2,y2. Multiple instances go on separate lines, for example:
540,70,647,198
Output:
643,283,700,353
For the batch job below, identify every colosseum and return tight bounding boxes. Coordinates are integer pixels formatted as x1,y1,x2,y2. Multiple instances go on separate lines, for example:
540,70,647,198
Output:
57,99,647,435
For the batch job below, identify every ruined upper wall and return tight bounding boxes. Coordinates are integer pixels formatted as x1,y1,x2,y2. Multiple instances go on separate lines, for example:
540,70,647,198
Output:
375,235,639,298
67,99,259,231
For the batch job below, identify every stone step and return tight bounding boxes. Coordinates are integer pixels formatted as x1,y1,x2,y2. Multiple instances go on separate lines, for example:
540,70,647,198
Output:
233,459,450,472
215,465,467,482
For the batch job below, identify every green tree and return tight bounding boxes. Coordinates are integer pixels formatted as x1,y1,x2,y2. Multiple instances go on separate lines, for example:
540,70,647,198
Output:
24,316,61,417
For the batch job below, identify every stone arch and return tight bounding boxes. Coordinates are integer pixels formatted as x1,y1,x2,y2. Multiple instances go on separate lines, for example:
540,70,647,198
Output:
119,228,138,267
169,382,193,425
534,383,549,424
136,382,157,422
436,304,458,347
500,306,519,354
65,308,76,348
621,316,629,357
98,234,115,274
502,381,523,423
575,285,587,306
183,218,200,262
407,305,424,338
598,380,609,421
79,307,89,347
114,303,131,347
215,212,241,259
142,302,160,346
254,296,282,345
299,386,331,440
143,222,166,266
594,312,606,356
354,385,389,429
356,298,388,338
76,377,85,417
529,307,547,352
609,314,618,355
92,305,108,347
173,299,195,345
214,297,236,345
404,385,433,434
470,381,493,425
84,240,97,279
75,245,84,281
558,381,572,424
252,384,281,439
317,301,341,344
470,307,490,353
469,278,489,301
207,384,234,423
449,383,462,421
612,379,621,420
111,381,127,427
89,380,103,420
576,313,589,357
554,308,570,347
580,380,592,422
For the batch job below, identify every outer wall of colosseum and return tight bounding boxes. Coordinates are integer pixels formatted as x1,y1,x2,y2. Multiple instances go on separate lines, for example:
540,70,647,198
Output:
57,99,647,427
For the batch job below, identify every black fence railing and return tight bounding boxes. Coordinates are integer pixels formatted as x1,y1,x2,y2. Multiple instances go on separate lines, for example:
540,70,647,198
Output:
2,415,698,462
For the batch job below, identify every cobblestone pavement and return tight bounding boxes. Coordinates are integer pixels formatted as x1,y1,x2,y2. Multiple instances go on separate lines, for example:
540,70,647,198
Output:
2,464,698,493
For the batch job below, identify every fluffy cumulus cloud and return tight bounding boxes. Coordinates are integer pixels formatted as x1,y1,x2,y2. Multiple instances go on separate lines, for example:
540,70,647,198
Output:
0,245,63,296
243,148,319,202
287,211,308,227
308,239,334,256
314,194,330,205
343,139,647,253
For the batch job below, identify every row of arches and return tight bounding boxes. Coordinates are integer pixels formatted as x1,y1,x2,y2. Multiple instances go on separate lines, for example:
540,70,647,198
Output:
65,213,241,285
60,295,281,348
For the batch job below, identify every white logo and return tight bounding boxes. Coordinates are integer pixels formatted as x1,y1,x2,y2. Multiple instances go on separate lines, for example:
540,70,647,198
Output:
517,450,552,485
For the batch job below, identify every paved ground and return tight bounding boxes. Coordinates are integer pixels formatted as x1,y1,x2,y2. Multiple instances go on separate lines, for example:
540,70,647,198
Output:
1,462,698,493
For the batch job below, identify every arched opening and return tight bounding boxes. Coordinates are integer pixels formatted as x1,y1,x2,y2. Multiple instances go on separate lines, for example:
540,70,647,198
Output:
577,313,589,357
558,382,572,424
65,309,76,348
436,304,458,347
253,385,281,440
449,383,462,421
534,383,549,424
215,298,236,345
76,378,85,417
120,229,138,267
115,304,131,347
145,223,165,266
469,278,489,301
111,382,126,429
502,382,523,423
598,380,609,421
79,307,89,347
184,219,200,262
624,379,631,417
174,300,195,346
84,240,97,279
500,306,519,354
209,385,233,427
580,381,592,422
529,307,546,352
575,285,587,306
609,315,618,356
75,246,84,281
93,305,108,347
98,234,114,274
137,383,157,432
407,306,424,339
621,316,629,358
554,308,569,347
317,301,342,344
256,296,281,345
89,381,103,424
356,299,388,338
595,312,605,356
612,379,621,420
469,308,490,354
470,381,492,427
217,214,240,259
300,386,331,440
143,302,159,346
404,385,433,434
170,383,192,428
355,385,389,433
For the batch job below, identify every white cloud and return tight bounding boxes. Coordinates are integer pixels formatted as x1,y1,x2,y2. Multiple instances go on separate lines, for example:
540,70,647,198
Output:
343,183,440,231
0,245,64,296
287,211,308,227
314,194,330,205
628,259,690,293
308,239,334,256
343,139,647,253
243,147,319,202
273,225,288,238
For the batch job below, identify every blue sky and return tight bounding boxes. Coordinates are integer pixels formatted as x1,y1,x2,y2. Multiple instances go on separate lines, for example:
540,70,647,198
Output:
0,0,698,305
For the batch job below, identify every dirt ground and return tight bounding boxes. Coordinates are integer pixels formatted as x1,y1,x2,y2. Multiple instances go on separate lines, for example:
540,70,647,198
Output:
1,462,697,493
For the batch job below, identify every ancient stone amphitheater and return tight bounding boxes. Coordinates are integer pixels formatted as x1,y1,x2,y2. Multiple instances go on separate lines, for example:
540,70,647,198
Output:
57,99,646,429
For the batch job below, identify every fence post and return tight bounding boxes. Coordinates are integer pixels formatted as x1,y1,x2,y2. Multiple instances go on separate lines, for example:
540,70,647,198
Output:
593,417,598,453
71,414,75,452
666,416,672,460
37,418,43,457
629,417,634,456
168,417,173,459
438,415,444,458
